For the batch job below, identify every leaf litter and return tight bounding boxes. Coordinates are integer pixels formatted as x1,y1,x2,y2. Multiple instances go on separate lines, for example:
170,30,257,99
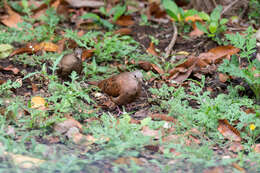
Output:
0,0,259,172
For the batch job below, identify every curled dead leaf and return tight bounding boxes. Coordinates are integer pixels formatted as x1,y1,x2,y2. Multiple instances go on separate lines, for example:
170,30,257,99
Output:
218,119,241,142
1,1,23,29
146,42,159,56
114,28,132,36
115,15,134,26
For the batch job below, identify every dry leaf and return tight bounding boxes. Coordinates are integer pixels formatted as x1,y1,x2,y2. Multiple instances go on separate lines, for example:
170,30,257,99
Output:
203,166,224,173
146,42,159,56
1,1,23,29
150,113,177,123
141,126,160,139
219,73,229,83
54,115,82,134
218,119,242,142
115,15,134,26
31,96,46,110
0,65,20,74
10,42,59,57
4,152,45,169
114,28,132,36
114,157,144,165
81,49,95,61
232,163,246,173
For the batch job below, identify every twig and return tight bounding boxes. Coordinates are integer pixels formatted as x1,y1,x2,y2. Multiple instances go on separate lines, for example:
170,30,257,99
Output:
221,0,239,16
164,21,178,59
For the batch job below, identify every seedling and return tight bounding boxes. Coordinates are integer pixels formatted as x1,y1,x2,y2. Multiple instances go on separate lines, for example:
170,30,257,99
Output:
196,5,228,44
218,27,260,101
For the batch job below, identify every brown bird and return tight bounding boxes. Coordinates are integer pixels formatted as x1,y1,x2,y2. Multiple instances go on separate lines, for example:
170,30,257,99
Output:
92,71,143,105
57,48,83,79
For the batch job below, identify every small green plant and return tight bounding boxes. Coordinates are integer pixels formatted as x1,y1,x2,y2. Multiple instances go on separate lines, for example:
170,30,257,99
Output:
248,0,260,26
162,0,208,32
81,13,114,30
196,5,228,44
218,27,260,101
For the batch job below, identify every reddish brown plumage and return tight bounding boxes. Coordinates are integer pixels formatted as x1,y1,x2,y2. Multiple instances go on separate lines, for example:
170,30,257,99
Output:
92,71,143,105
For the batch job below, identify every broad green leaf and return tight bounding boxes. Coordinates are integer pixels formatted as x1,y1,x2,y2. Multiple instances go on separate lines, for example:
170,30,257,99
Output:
210,5,222,21
209,21,218,34
198,12,210,21
112,5,126,22
81,13,100,21
162,0,179,20
184,9,199,18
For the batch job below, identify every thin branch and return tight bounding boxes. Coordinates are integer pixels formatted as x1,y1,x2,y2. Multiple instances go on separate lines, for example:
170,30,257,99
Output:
164,21,178,59
221,0,239,16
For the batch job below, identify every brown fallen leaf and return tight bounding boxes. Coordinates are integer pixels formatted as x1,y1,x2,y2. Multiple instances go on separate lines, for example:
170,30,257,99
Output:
203,166,224,173
141,126,160,139
219,73,229,83
31,96,46,111
150,113,177,123
53,115,83,134
66,127,96,146
115,15,135,26
232,163,246,173
0,65,20,74
114,157,144,165
4,152,45,169
218,119,242,142
168,56,198,82
147,2,166,19
81,49,95,61
147,42,159,56
113,28,132,36
1,1,23,29
90,71,143,105
57,48,83,79
10,42,59,57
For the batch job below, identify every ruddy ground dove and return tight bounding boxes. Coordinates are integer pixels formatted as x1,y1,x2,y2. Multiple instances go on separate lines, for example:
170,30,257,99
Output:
57,48,83,78
93,71,143,105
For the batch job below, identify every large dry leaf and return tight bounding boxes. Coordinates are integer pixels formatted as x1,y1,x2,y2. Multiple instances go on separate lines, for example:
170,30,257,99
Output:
150,113,177,123
31,96,46,110
10,42,59,57
167,45,239,83
4,152,45,169
1,1,23,29
54,115,82,134
114,157,144,165
218,119,242,142
141,126,160,139
114,28,132,36
115,15,134,26
168,56,198,82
